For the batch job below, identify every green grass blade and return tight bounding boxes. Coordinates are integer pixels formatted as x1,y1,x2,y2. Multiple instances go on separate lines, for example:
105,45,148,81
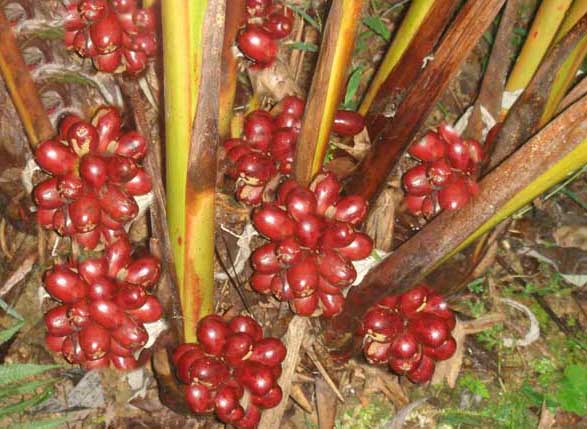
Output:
0,298,23,320
0,388,53,418
0,320,24,345
288,4,321,31
0,378,58,401
0,364,60,387
12,416,75,429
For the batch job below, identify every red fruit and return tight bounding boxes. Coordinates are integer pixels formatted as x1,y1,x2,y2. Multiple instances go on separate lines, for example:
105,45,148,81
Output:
378,294,399,309
44,265,87,303
252,385,282,409
87,277,117,301
236,404,262,429
320,221,355,249
422,194,439,218
389,351,422,374
270,128,297,161
110,354,138,370
197,314,229,356
389,332,419,359
62,335,85,364
189,356,230,387
446,138,470,171
78,0,108,22
273,112,301,130
275,237,303,265
90,13,122,54
106,155,138,183
123,48,148,74
286,188,317,222
422,294,453,319
249,337,286,367
185,383,213,414
176,348,206,383
115,283,148,310
399,284,431,314
291,293,318,316
132,7,157,32
93,51,122,73
68,300,92,328
465,177,480,196
237,25,278,65
37,208,58,229
105,236,133,276
74,229,99,249
79,323,110,360
424,336,456,361
403,165,432,196
406,354,435,383
337,233,373,260
278,95,305,117
35,140,77,175
361,308,403,342
92,106,121,150
33,178,63,209
438,123,461,145
215,385,242,416
80,154,108,188
252,204,296,241
58,114,82,139
90,299,125,329
52,208,76,236
317,276,341,294
246,0,272,16
78,257,107,284
263,11,293,39
244,110,275,152
427,158,453,187
124,255,161,288
438,176,471,211
317,249,356,288
111,0,137,13
287,257,319,298
45,334,66,353
127,295,163,323
310,172,341,215
229,316,263,341
251,242,281,274
98,184,139,223
409,315,450,348
115,131,147,160
236,153,277,184
223,333,254,366
235,361,276,396
44,305,74,337
172,343,199,366
405,193,425,216
57,174,84,201
333,195,368,225
67,120,99,153
318,291,345,318
363,338,393,364
271,274,294,301
235,183,264,206
110,337,134,357
111,316,148,350
295,214,324,248
409,131,447,162
276,179,301,205
250,272,275,294
124,169,152,195
68,195,101,232
332,110,365,136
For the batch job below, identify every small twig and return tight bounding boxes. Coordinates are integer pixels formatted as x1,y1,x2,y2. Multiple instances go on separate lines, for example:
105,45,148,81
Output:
214,244,252,316
0,218,13,259
0,251,36,297
290,383,313,413
305,346,344,402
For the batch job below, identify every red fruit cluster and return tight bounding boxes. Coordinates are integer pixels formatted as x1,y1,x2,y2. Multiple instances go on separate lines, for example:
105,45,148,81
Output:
237,2,294,67
43,236,162,370
250,172,373,317
34,106,152,250
224,96,365,206
358,284,456,384
174,315,286,428
403,124,484,217
64,0,157,74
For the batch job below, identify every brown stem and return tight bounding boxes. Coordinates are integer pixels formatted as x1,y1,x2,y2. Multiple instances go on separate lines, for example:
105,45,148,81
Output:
0,9,54,146
343,0,506,203
325,93,587,350
487,14,587,170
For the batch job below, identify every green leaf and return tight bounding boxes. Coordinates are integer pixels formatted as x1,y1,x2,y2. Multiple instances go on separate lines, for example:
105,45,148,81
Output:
288,4,321,31
0,388,53,418
342,66,364,110
362,16,391,42
0,297,24,320
555,364,587,416
0,378,58,400
0,364,60,387
12,416,75,429
285,42,318,52
0,320,24,345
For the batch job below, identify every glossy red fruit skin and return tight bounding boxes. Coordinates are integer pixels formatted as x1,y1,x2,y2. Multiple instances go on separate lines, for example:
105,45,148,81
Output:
79,323,111,360
44,305,74,337
364,338,393,364
110,354,138,370
337,233,373,260
295,214,324,249
291,293,318,316
236,404,262,429
333,195,368,225
215,385,241,416
252,204,296,241
438,177,470,211
246,0,272,16
243,110,275,152
409,132,447,162
37,208,58,229
237,25,278,65
229,316,263,341
398,284,430,314
427,158,453,187
409,315,450,348
250,272,275,294
172,343,199,366
317,249,357,288
252,385,283,409
62,334,85,364
78,0,109,22
80,154,108,188
90,13,122,54
110,337,134,357
406,354,435,383
67,120,99,153
235,183,264,206
59,114,83,139
35,140,77,176
332,110,365,136
106,155,139,183
222,333,254,366
124,255,161,288
263,11,293,39
82,355,110,370
52,208,76,236
189,356,230,387
92,106,121,150
33,178,63,209
79,257,107,285
275,237,302,265
279,95,305,117
115,283,148,310
287,257,319,298
318,292,345,318
185,383,213,414
127,295,163,323
389,351,422,374
123,48,148,74
360,308,403,342
271,274,295,301
311,172,341,215
251,242,281,274
94,50,122,73
68,195,101,232
390,331,419,359
45,334,67,353
317,276,341,294
236,153,276,183
98,184,139,223
106,236,132,276
87,277,117,301
90,299,124,329
446,138,470,171
424,336,456,361
112,317,148,350
403,165,432,196
57,174,84,201
68,300,92,329
44,265,87,303
405,193,425,216
235,361,276,396
286,188,317,222
176,349,206,383
249,337,286,367
321,221,355,249
124,169,152,195
115,131,147,160
197,314,230,356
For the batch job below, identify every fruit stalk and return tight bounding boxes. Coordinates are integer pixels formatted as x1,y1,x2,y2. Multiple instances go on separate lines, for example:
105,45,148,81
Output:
0,8,54,145
326,93,587,349
293,0,364,185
